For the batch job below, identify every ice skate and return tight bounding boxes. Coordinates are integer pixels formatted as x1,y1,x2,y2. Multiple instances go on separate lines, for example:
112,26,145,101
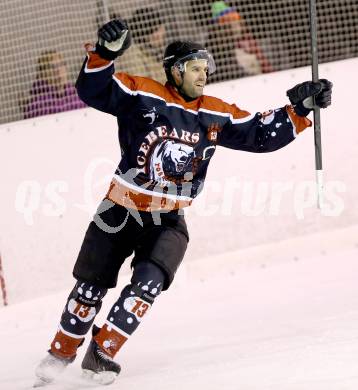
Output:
33,352,74,387
81,325,121,385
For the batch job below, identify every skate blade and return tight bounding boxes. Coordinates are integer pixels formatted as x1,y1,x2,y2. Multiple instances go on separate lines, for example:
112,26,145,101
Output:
82,369,118,385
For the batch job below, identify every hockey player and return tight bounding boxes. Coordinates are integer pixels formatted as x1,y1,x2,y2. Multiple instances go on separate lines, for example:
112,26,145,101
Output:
34,19,332,387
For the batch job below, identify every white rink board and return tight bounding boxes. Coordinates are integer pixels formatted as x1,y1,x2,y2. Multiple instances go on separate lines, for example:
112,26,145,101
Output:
1,58,357,303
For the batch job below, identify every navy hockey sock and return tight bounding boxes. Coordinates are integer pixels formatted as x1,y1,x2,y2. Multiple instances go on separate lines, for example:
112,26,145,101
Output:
93,261,165,358
50,281,108,358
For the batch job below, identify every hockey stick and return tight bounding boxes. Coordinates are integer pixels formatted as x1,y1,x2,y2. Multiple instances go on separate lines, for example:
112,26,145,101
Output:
309,0,324,209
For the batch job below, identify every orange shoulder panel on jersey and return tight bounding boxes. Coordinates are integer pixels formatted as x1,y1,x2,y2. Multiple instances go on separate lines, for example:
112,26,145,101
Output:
113,73,203,108
85,45,112,69
200,95,252,119
112,74,252,119
112,73,163,96
286,105,312,134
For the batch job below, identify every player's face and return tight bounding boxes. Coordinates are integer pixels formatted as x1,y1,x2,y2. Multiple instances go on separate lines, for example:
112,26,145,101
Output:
181,60,208,98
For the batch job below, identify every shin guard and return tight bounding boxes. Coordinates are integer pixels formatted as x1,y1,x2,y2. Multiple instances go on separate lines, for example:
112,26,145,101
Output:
94,262,165,358
50,281,108,358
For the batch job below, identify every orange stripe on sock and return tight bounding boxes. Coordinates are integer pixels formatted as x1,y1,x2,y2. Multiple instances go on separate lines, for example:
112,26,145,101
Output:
94,324,128,359
50,330,84,359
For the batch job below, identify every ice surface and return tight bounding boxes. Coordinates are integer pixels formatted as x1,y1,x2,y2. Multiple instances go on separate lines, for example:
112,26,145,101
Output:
0,226,357,390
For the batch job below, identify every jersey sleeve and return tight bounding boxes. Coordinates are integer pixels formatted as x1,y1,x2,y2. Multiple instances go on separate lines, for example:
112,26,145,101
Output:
75,45,137,116
217,102,312,153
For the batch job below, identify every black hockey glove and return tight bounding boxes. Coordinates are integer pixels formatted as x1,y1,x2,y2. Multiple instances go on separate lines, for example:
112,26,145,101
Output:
95,19,132,60
286,79,333,117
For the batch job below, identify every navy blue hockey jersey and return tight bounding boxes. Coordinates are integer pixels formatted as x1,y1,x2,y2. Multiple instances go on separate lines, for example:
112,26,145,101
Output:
76,46,311,212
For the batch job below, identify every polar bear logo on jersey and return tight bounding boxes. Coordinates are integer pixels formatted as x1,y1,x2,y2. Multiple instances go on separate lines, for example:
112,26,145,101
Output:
149,140,195,183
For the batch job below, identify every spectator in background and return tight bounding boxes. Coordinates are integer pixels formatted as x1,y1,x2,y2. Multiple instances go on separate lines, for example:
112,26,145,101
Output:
206,1,273,83
23,50,85,119
121,7,166,84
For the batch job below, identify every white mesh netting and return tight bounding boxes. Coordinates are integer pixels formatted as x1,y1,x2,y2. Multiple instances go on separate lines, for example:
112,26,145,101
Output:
0,0,357,124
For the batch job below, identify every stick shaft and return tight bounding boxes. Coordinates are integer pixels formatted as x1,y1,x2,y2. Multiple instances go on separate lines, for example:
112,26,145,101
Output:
309,0,324,207
310,0,319,83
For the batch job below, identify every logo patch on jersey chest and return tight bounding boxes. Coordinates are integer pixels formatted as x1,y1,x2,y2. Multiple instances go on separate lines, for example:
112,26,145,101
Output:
207,122,222,141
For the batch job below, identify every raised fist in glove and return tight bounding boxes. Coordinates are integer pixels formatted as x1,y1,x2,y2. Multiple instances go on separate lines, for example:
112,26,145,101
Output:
286,79,333,117
95,19,132,60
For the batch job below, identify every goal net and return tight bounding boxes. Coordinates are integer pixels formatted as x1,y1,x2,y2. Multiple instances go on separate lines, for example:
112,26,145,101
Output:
0,0,357,124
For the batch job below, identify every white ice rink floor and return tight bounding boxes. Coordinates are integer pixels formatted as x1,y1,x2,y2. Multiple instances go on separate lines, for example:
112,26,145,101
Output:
1,226,358,390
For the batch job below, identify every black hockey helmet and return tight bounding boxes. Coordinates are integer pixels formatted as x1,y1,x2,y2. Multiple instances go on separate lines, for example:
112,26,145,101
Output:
163,40,216,82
